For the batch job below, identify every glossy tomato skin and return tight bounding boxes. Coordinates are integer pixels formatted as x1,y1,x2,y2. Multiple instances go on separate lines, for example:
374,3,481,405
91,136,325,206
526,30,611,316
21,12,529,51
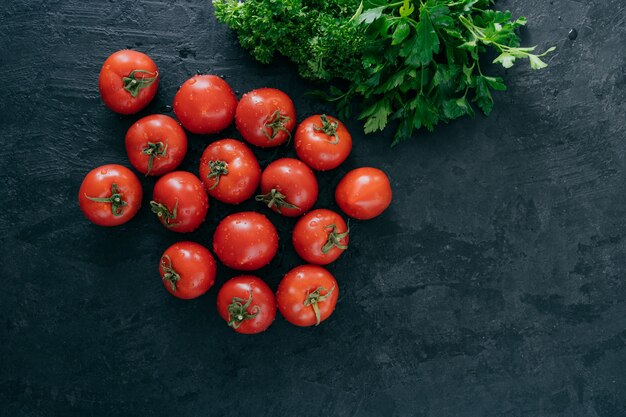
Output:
78,164,142,226
173,75,237,134
98,50,159,114
199,139,260,204
213,212,278,271
295,115,352,171
335,167,392,220
217,276,276,334
258,158,318,217
151,171,208,233
276,265,339,327
159,242,216,299
235,88,296,148
125,115,188,176
292,209,349,265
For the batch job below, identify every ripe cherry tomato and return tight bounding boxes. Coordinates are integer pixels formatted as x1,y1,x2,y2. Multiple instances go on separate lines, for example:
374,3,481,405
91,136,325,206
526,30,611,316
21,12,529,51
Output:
295,115,352,171
335,167,392,220
235,88,296,148
173,75,237,134
125,114,188,176
292,209,349,265
276,265,338,327
98,50,159,114
217,276,276,334
213,212,278,271
256,158,318,217
199,139,260,204
159,242,216,299
78,164,142,226
151,171,208,233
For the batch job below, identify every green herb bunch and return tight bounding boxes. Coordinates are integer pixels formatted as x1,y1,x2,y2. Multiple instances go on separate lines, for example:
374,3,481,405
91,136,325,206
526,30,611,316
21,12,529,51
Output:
213,0,554,145
213,0,365,81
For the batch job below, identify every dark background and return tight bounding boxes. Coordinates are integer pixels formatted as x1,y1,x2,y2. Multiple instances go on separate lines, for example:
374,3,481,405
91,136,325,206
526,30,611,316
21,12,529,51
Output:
1,0,625,416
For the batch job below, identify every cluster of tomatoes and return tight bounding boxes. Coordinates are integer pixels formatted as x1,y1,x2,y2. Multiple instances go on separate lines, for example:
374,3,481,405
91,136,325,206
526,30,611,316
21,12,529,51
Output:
79,50,393,334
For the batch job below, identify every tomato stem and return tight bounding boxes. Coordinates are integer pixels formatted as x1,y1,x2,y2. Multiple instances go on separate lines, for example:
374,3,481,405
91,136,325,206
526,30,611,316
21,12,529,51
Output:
304,286,335,326
227,291,260,329
150,199,179,227
84,183,127,216
321,223,350,254
255,188,300,214
263,109,291,142
206,160,229,190
313,114,340,144
122,70,159,98
160,255,181,292
142,141,168,176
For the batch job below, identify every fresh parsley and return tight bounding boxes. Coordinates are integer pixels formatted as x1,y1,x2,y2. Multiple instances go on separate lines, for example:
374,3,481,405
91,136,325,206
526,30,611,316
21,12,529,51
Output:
213,0,554,145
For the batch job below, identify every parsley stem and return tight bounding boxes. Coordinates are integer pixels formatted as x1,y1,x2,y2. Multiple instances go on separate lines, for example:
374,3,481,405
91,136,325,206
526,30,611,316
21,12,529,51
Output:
476,59,483,76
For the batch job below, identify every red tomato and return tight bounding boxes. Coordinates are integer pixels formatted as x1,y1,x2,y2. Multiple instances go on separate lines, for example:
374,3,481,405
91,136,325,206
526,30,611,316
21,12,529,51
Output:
78,164,142,226
295,115,352,171
256,158,318,217
125,115,188,176
292,209,349,265
276,265,338,327
159,241,216,299
98,50,159,114
151,171,208,233
217,276,276,334
173,75,237,134
213,212,278,271
335,167,392,220
198,139,260,204
235,88,296,148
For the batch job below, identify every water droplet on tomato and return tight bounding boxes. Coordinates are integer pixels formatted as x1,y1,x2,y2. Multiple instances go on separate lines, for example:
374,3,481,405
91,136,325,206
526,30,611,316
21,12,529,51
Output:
188,78,197,85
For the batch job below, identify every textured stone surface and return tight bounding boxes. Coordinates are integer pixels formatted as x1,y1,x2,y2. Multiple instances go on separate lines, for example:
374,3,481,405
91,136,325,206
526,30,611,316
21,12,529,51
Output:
1,0,625,416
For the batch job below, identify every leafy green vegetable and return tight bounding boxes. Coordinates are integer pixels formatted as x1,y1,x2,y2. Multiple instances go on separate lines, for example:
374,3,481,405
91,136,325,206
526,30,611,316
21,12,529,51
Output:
213,0,364,81
213,0,554,145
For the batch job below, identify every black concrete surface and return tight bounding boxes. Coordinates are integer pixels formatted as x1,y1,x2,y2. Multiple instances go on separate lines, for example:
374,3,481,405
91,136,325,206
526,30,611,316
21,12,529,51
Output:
1,0,625,416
